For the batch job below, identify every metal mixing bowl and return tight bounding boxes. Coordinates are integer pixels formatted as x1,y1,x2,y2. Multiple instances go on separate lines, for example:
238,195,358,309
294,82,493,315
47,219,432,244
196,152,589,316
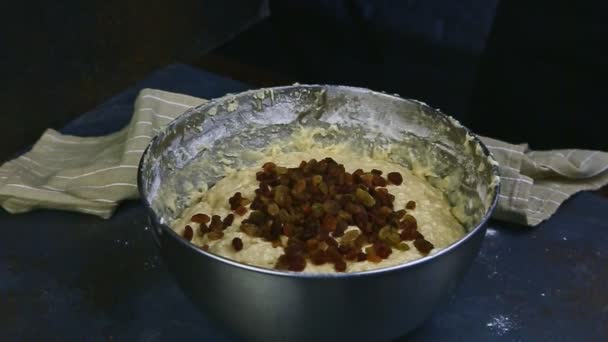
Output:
138,85,500,341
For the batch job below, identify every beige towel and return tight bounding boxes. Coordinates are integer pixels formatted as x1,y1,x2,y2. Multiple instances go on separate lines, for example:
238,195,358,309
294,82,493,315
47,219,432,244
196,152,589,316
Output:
1,88,606,225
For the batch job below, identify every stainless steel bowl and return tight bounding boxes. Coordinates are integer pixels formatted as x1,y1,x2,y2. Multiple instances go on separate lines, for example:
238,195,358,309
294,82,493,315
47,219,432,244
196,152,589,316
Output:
138,85,500,341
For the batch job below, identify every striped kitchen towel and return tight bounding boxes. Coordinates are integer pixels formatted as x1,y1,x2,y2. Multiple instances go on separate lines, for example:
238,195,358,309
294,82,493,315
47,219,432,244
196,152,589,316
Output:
0,89,206,218
0,88,606,225
479,137,608,225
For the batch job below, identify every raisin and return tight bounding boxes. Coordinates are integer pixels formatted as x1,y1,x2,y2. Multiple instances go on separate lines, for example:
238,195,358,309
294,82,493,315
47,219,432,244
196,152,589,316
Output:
276,166,288,175
355,188,376,207
279,174,290,185
387,172,403,185
360,173,374,187
334,259,347,272
387,230,402,246
207,230,224,240
321,214,338,231
331,219,348,237
366,231,379,243
262,162,277,173
293,179,307,193
258,183,271,197
288,254,307,271
274,186,292,207
324,236,339,248
414,239,434,255
316,160,329,174
337,210,353,223
400,228,418,241
304,158,319,173
258,222,271,240
327,164,343,178
399,215,419,241
209,215,223,230
240,197,251,207
342,229,361,243
353,211,369,229
354,234,368,248
285,239,305,256
250,197,265,211
275,254,290,270
322,199,341,215
357,252,367,261
374,241,393,259
232,237,244,251
317,230,330,241
301,203,312,216
270,220,283,240
268,179,280,187
191,213,210,224
378,206,393,217
310,250,327,265
223,214,235,228
256,171,276,183
326,246,342,263
246,211,264,225
183,225,194,241
352,169,363,183
228,192,243,210
300,221,318,240
318,182,329,195
305,238,320,252
282,223,296,237
345,202,364,215
404,213,418,227
338,183,356,194
338,244,351,254
198,223,210,236
395,242,410,251
241,223,260,237
267,202,280,216
372,175,388,187
378,226,392,241
311,202,325,218
312,174,323,186
365,246,382,263
344,249,359,261
406,200,416,210
396,209,407,219
374,188,393,206
235,206,248,216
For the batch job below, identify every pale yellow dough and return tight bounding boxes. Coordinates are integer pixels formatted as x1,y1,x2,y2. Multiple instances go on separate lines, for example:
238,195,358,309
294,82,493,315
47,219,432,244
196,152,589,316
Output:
172,147,465,273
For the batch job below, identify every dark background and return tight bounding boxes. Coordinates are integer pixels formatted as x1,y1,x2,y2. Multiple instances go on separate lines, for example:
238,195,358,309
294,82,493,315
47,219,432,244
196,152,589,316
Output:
1,0,605,162
0,0,269,161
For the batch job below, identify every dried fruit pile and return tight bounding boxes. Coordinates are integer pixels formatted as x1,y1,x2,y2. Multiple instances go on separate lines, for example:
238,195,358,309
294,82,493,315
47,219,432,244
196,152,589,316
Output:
183,157,434,272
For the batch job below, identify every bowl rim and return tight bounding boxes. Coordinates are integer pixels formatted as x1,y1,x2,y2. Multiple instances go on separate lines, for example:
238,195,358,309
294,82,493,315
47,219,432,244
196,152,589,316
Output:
137,84,501,279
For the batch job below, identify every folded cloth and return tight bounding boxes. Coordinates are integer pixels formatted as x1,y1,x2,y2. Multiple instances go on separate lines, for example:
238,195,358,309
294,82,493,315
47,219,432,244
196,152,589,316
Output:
0,89,206,218
478,137,608,225
1,89,606,225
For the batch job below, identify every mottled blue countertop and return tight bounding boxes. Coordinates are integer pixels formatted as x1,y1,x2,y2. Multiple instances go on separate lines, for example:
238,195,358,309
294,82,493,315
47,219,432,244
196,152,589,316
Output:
1,64,606,341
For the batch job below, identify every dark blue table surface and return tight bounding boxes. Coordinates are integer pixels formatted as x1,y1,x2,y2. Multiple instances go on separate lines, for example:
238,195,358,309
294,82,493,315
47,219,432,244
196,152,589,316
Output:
1,64,607,341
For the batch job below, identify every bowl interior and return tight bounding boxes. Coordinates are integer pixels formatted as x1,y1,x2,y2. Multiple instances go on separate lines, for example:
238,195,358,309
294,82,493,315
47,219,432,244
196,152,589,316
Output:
139,85,499,236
